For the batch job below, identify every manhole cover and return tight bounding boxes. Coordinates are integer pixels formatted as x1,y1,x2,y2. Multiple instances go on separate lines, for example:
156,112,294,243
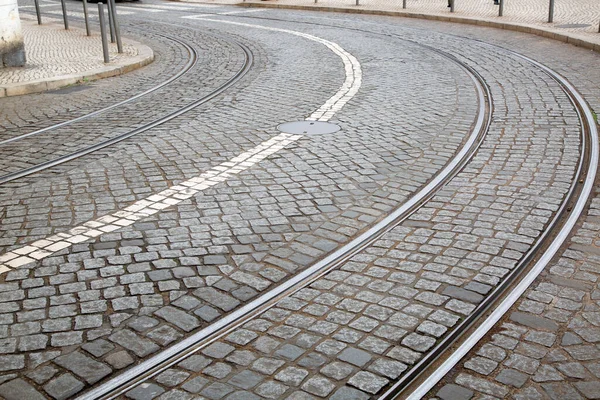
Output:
277,121,341,135
555,23,591,29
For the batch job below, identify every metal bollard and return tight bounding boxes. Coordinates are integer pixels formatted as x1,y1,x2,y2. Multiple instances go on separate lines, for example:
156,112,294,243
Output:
499,0,504,16
98,3,110,63
548,0,554,22
356,0,359,6
109,0,123,53
450,0,454,13
106,0,116,43
82,0,91,36
60,0,69,29
33,0,42,25
402,0,406,9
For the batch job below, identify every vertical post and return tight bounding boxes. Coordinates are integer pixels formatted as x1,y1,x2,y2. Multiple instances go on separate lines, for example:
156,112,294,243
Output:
450,0,454,13
33,0,42,24
106,0,115,43
98,3,110,63
548,0,554,22
82,0,91,36
402,0,406,9
60,0,68,29
109,0,123,53
355,0,359,5
499,0,504,16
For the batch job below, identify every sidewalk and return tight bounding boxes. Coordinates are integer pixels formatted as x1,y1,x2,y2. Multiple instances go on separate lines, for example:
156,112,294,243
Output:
0,15,153,97
185,0,600,52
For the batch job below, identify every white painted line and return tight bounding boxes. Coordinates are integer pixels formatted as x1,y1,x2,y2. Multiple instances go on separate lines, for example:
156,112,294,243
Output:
73,22,363,400
0,20,361,278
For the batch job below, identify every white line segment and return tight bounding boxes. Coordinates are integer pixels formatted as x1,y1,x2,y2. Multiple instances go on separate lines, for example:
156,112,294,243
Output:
0,20,362,279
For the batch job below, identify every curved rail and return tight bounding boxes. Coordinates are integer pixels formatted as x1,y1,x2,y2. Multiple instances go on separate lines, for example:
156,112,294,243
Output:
0,32,198,147
74,29,492,400
382,48,598,400
171,14,597,398
0,29,254,186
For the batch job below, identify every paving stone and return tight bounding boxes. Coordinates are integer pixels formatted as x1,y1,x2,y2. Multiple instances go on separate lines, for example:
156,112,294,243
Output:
202,342,235,359
200,382,234,400
464,356,498,375
26,365,58,385
178,355,212,372
335,347,372,367
401,333,436,352
155,370,190,387
455,373,509,398
43,373,85,400
348,371,389,394
204,362,232,379
510,312,559,331
574,381,600,399
228,370,263,389
329,386,370,400
81,339,115,357
0,378,46,400
275,367,309,386
126,383,166,400
275,344,305,361
154,306,200,332
437,384,474,400
181,376,209,394
255,380,289,399
109,330,159,357
301,375,335,397
320,361,354,380
496,369,529,388
541,383,585,400
54,351,112,384
105,350,135,369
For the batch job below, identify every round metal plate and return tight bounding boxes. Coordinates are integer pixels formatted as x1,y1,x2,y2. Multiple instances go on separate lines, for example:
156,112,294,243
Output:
277,121,341,135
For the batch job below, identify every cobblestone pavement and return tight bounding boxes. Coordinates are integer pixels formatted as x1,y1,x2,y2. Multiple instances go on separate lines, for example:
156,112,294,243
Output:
0,14,153,98
0,18,139,86
431,186,600,400
215,0,600,38
0,2,599,400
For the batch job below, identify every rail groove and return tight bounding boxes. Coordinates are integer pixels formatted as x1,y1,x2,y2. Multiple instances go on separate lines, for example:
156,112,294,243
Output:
0,23,253,186
75,27,492,399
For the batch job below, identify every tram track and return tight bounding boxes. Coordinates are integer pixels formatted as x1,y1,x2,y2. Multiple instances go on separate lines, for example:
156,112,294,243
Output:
0,18,254,186
0,33,197,148
72,12,598,400
73,17,494,400
3,6,597,400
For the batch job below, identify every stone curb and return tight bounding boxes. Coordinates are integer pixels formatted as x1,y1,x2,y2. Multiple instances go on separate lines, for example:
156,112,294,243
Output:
231,1,600,53
0,35,154,98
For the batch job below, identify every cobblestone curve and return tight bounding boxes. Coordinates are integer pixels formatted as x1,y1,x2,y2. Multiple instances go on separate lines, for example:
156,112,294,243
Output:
0,25,247,182
431,184,600,400
0,16,483,399
113,20,583,400
0,18,189,140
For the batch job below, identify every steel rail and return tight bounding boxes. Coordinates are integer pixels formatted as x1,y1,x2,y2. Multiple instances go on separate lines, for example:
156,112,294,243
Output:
0,28,253,186
0,31,197,147
383,49,598,400
75,33,492,400
173,14,598,398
